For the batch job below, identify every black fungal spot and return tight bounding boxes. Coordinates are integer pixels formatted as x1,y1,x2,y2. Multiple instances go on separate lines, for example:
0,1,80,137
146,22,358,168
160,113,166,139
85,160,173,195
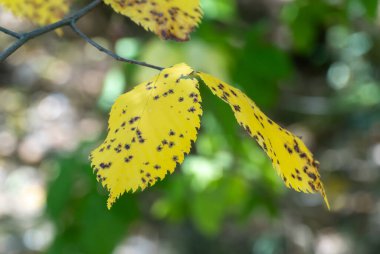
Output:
312,160,320,168
223,91,230,98
164,73,169,78
154,95,160,100
162,139,168,145
188,106,196,113
100,162,112,169
233,105,241,112
124,155,133,163
245,125,251,135
307,172,317,181
178,97,184,102
294,142,300,153
154,164,161,170
308,181,316,191
168,89,174,94
172,155,178,161
168,141,175,148
157,145,163,152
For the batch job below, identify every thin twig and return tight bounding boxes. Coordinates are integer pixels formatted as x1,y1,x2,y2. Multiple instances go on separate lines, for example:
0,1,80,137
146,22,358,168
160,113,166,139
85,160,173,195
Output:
70,21,164,71
0,26,22,39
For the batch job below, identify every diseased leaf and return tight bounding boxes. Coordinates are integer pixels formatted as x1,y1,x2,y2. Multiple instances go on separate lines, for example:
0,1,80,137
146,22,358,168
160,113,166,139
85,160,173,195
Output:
90,63,202,209
197,72,330,209
103,0,202,41
0,0,69,27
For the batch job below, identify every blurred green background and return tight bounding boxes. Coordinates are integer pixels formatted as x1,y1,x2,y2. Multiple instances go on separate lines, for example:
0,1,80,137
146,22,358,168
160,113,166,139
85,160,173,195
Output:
1,0,380,253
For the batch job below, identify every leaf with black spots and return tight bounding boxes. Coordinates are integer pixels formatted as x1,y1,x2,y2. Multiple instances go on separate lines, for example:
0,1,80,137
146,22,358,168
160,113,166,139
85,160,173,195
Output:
197,72,330,209
90,63,202,209
103,0,202,41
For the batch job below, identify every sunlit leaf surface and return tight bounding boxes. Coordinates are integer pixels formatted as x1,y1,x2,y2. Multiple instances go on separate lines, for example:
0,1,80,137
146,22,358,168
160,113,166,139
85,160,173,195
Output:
0,0,69,27
197,72,329,209
103,0,202,41
90,63,202,209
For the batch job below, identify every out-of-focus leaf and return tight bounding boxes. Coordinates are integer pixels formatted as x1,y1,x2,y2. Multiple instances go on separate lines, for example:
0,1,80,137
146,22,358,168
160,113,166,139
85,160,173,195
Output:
232,24,293,107
103,0,202,41
0,0,69,27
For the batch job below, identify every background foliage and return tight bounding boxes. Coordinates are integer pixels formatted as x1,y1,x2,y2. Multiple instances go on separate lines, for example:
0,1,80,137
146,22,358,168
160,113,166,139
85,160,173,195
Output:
0,0,380,253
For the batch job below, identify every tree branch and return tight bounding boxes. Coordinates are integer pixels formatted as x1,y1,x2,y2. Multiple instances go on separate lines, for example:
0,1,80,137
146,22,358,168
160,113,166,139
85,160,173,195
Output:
0,0,164,71
0,26,22,39
70,21,163,71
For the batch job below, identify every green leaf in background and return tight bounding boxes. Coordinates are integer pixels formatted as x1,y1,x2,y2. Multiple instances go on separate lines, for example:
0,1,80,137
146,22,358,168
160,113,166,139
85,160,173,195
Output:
232,23,294,107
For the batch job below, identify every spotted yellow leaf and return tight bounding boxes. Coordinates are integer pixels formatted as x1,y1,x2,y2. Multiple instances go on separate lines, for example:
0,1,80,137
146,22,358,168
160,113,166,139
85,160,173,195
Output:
90,63,202,209
0,0,69,27
103,0,202,41
197,72,330,209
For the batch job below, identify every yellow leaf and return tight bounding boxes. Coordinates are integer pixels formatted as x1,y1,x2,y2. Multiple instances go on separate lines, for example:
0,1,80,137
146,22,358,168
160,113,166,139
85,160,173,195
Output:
197,72,330,209
90,63,202,209
103,0,202,41
0,0,69,27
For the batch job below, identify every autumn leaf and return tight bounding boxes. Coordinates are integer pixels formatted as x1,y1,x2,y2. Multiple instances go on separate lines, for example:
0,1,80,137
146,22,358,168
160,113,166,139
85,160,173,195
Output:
90,63,202,209
197,72,330,209
91,63,329,209
0,0,69,27
103,0,202,41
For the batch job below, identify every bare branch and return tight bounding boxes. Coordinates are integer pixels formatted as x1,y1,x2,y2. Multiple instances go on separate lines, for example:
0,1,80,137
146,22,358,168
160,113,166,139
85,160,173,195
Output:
70,21,164,71
0,27,22,39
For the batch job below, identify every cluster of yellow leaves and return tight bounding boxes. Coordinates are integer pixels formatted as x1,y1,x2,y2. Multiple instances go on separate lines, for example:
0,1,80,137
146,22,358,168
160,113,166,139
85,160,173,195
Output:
90,63,329,209
0,0,328,209
0,0,69,26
